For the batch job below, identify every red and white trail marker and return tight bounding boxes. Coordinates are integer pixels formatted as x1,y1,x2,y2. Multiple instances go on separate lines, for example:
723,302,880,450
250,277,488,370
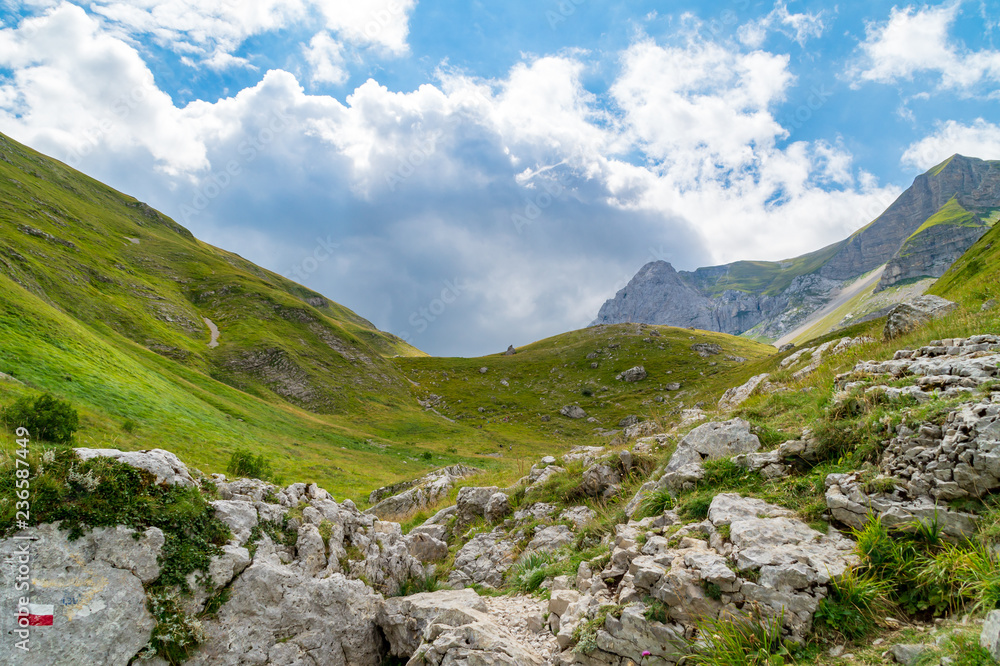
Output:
26,604,54,626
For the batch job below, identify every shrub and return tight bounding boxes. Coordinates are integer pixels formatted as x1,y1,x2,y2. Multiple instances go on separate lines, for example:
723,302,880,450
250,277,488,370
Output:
3,392,79,443
226,448,281,484
701,458,761,488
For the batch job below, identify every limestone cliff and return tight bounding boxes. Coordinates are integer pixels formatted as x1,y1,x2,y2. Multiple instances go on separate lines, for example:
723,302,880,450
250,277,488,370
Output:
594,155,1000,340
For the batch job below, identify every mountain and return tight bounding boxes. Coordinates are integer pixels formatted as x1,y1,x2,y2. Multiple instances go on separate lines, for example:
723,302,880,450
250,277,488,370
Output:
593,155,1000,343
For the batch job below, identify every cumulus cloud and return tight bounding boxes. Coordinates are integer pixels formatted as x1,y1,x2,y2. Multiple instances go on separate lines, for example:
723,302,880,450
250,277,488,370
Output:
303,31,347,84
854,2,1000,91
902,119,1000,169
738,2,827,48
0,5,900,355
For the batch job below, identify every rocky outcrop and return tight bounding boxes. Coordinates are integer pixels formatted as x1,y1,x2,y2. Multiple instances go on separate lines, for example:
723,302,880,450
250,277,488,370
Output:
407,605,546,665
557,492,857,663
659,418,761,491
74,447,196,487
366,464,481,520
378,589,488,658
718,373,771,410
825,472,978,539
883,295,957,340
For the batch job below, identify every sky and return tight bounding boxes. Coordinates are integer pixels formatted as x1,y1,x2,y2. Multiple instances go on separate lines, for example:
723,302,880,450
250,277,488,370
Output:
0,1,998,356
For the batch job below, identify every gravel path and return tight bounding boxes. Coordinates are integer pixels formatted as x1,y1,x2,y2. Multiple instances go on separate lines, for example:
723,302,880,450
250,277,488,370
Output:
482,594,559,663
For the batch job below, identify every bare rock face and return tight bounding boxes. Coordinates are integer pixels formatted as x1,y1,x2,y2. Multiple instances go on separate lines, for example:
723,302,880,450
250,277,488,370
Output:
457,486,501,526
450,529,518,589
823,155,1000,281
883,295,957,340
407,606,545,665
0,523,157,666
188,549,385,666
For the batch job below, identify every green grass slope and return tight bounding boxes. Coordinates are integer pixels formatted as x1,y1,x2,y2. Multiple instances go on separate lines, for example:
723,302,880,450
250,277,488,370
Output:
395,323,775,448
0,131,780,501
0,132,419,416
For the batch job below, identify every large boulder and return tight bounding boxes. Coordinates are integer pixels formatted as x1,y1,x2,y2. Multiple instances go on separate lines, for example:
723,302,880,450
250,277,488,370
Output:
616,366,648,382
377,589,487,658
883,295,957,340
658,418,761,491
666,419,761,472
450,529,517,589
74,447,196,487
0,523,157,666
560,405,588,419
580,462,622,499
484,492,512,523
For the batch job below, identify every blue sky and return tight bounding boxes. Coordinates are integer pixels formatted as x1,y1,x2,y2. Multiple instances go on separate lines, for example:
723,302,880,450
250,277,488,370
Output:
0,0,998,355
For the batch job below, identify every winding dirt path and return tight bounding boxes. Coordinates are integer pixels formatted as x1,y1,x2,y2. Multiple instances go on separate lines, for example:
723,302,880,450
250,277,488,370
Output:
204,317,220,348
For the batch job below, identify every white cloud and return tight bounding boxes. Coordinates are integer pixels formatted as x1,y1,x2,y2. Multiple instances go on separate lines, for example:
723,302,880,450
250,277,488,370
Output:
738,2,827,48
0,6,901,353
902,119,1000,169
0,4,208,175
14,0,417,71
855,2,1000,91
303,31,347,85
315,0,417,55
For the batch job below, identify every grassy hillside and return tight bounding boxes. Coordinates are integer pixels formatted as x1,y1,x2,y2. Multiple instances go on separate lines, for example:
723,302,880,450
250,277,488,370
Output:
929,218,1000,305
396,324,774,450
0,133,419,416
0,132,780,502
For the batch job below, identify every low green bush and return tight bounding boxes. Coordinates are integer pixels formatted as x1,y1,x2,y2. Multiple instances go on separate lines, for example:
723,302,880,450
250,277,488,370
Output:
226,448,281,484
3,392,79,443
